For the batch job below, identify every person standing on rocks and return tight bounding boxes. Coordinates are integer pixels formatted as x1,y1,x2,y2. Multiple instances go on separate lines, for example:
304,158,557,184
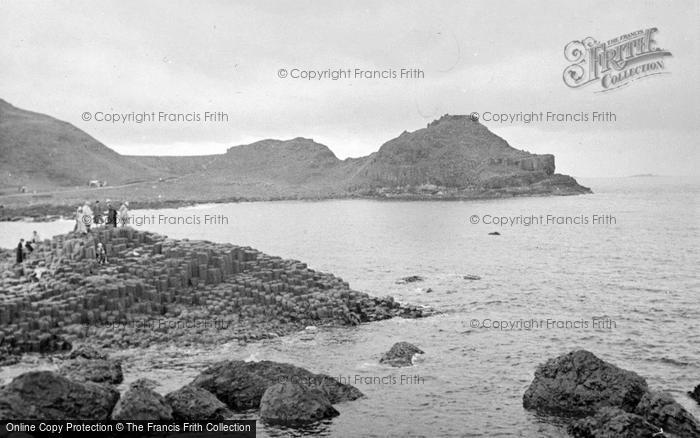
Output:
16,238,25,264
96,242,107,264
31,230,41,244
107,202,118,227
118,201,129,227
82,202,93,233
93,200,103,226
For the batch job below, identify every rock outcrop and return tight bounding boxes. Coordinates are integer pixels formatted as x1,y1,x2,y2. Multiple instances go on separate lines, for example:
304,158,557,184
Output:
522,350,648,415
634,391,700,437
567,407,661,438
380,342,424,367
0,371,119,420
259,382,339,424
111,379,173,421
191,360,363,410
689,384,700,404
0,227,427,351
524,350,700,437
165,385,232,422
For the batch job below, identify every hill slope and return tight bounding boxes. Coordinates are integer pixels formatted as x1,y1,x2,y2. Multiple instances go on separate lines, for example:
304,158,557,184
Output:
0,99,162,190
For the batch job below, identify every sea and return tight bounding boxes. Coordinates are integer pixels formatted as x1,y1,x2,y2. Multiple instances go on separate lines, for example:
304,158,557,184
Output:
1,176,698,437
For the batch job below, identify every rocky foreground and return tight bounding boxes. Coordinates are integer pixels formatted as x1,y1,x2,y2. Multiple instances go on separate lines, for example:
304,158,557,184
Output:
524,350,700,438
0,345,364,424
0,226,428,363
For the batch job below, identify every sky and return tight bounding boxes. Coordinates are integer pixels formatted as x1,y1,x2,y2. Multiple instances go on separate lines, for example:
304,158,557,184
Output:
0,0,698,177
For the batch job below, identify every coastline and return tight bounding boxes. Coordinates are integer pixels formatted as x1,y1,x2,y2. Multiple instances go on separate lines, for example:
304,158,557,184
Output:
0,182,592,222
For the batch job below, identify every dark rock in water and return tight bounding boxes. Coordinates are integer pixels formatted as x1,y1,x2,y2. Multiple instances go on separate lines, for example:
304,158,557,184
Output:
634,391,700,438
0,371,119,419
522,350,648,416
488,231,500,235
463,274,481,280
567,407,661,438
165,385,233,422
689,384,700,404
68,345,109,360
58,358,123,385
191,360,363,410
424,288,433,293
396,275,424,284
260,382,339,425
380,342,424,367
111,378,173,421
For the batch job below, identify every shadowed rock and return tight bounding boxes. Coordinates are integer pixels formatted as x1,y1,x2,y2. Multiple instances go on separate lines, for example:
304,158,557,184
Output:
634,391,700,438
111,379,173,421
689,385,700,404
567,407,662,438
165,385,232,422
0,371,119,420
380,342,424,367
58,358,123,385
522,350,648,416
68,345,109,360
260,382,339,425
191,360,363,410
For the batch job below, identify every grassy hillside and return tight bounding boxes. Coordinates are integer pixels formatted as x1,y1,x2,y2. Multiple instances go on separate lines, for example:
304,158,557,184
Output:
0,99,163,192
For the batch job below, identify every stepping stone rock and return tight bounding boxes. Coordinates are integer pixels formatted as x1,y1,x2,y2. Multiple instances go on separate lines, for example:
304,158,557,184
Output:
522,350,648,416
165,385,232,422
380,342,424,367
260,382,338,425
111,379,173,421
0,371,119,420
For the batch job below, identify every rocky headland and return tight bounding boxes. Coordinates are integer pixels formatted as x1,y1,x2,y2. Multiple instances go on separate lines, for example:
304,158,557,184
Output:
0,99,590,221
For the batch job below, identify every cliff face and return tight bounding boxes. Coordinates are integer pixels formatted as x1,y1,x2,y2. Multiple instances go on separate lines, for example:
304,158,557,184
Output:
345,115,566,191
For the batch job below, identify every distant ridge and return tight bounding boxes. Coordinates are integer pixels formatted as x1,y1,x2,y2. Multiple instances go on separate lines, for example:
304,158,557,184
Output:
0,100,590,200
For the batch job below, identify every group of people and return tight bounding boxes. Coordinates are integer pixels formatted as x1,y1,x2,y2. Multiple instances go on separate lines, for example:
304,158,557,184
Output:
74,200,129,234
15,230,41,264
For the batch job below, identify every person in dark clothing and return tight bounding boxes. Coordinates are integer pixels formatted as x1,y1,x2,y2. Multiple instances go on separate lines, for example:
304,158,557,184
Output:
93,200,103,225
24,240,33,253
16,239,24,263
107,203,118,227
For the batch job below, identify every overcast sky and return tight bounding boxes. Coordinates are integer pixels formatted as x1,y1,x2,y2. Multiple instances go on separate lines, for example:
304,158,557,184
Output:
1,0,698,177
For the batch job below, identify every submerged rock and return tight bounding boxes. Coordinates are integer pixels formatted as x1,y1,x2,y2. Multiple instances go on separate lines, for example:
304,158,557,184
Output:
634,391,700,438
58,358,123,385
463,274,481,280
111,379,173,421
396,275,424,284
0,371,119,420
522,350,648,415
567,407,661,438
488,231,500,235
165,385,232,422
380,342,424,367
260,382,339,424
191,360,363,410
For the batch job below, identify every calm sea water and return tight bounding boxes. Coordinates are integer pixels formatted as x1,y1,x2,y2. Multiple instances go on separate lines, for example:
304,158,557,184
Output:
2,176,699,437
